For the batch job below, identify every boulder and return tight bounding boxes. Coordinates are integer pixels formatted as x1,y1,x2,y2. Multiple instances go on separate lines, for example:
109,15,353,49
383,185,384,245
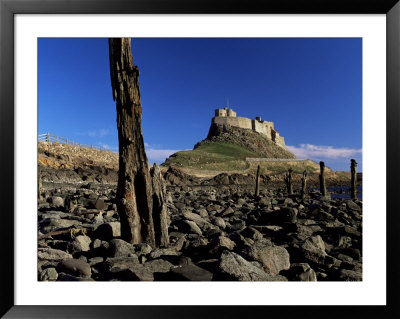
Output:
57,258,91,278
102,256,140,272
108,239,136,257
242,239,290,275
215,251,287,281
177,220,202,235
107,259,173,281
39,267,58,281
208,236,236,256
68,235,91,253
346,200,361,212
38,248,73,261
280,263,317,281
51,196,64,207
300,235,327,265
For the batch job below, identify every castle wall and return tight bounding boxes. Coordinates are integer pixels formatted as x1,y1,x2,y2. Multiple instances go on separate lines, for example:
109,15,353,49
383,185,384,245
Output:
213,116,252,130
276,136,285,147
252,120,271,139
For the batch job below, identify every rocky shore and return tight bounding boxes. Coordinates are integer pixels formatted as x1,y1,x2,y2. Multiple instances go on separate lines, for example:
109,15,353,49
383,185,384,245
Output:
38,166,362,282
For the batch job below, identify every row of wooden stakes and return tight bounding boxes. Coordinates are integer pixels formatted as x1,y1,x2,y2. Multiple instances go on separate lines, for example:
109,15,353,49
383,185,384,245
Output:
254,159,358,200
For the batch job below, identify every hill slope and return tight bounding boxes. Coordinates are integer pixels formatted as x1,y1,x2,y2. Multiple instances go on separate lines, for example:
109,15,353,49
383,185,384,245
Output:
162,123,297,171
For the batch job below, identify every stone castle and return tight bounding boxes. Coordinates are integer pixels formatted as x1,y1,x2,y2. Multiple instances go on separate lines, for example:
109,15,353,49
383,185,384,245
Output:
211,107,286,148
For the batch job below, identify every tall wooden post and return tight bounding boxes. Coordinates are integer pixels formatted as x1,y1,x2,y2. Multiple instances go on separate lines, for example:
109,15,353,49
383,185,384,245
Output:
319,161,326,197
350,159,357,200
255,165,261,197
109,38,156,246
285,168,293,195
301,170,307,201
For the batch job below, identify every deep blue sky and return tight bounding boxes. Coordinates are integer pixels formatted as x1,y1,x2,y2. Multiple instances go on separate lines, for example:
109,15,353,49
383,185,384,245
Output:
38,38,362,171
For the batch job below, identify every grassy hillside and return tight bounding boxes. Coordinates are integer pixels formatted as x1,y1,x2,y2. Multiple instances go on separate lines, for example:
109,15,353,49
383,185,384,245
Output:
162,141,257,171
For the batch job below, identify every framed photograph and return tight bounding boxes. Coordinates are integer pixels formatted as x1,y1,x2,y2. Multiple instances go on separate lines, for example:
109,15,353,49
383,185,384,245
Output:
1,0,399,318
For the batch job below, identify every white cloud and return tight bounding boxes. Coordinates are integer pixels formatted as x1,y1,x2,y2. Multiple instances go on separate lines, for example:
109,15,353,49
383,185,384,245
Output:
286,144,362,159
146,148,179,163
144,142,180,163
88,129,109,138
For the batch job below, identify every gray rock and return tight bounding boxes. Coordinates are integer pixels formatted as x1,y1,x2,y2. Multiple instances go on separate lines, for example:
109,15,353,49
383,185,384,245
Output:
149,248,181,260
108,259,173,281
38,248,73,261
41,218,80,232
51,196,64,207
102,256,140,272
215,251,287,281
182,211,211,229
338,236,352,248
218,207,235,217
212,217,226,229
281,263,317,281
240,226,264,241
108,239,136,257
39,267,58,281
69,235,91,253
134,243,153,256
301,235,327,265
144,259,174,273
336,269,362,281
346,200,361,212
57,258,91,278
242,239,290,275
178,220,202,235
93,214,104,225
208,236,236,255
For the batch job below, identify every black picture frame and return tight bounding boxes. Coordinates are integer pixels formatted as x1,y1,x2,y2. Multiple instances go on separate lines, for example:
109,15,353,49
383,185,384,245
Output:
1,0,399,318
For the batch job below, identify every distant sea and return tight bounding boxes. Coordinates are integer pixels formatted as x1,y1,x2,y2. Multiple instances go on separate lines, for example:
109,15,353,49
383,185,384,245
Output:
328,186,362,200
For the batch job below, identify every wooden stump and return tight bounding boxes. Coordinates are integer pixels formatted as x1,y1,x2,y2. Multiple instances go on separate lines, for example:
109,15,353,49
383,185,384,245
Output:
350,159,357,200
150,164,169,248
255,165,260,197
301,170,307,201
319,161,327,197
285,168,293,195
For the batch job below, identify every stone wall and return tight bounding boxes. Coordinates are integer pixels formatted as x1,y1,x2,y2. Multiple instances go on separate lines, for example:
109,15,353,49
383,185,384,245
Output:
213,116,253,130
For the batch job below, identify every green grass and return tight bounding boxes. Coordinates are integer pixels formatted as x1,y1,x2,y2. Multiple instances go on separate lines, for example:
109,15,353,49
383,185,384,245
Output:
162,142,257,171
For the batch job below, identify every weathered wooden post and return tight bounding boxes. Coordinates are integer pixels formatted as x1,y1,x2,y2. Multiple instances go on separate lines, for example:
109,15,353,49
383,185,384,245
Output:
319,161,327,197
350,159,357,200
45,132,50,142
109,38,159,246
150,164,169,247
255,165,261,196
284,168,293,195
301,170,307,201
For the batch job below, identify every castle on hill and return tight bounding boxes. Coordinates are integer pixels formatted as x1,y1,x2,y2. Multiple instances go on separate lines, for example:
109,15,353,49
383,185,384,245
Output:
212,107,286,148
